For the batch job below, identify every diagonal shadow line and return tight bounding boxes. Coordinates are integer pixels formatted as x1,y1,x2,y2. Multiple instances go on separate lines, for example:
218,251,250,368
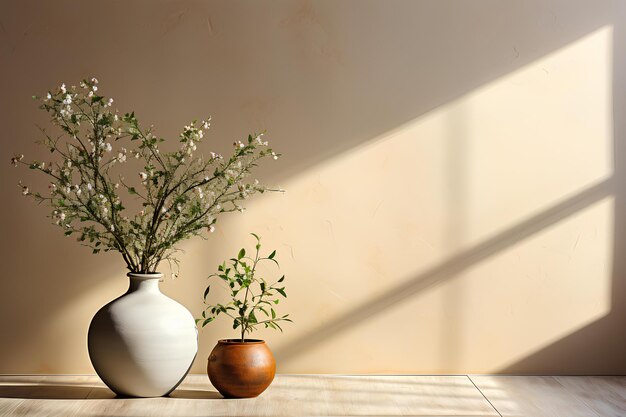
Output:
275,177,615,362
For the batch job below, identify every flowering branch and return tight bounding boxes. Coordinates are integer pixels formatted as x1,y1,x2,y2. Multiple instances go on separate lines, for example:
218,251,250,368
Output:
12,78,283,275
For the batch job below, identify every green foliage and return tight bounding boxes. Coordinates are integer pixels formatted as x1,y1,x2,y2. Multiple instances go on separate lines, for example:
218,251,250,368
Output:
13,78,283,275
199,233,292,341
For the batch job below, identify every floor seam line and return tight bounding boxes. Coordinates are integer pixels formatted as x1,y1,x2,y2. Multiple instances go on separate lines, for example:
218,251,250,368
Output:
550,376,604,417
466,375,503,417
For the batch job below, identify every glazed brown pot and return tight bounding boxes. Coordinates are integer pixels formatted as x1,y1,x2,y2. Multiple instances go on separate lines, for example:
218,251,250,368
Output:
207,339,276,398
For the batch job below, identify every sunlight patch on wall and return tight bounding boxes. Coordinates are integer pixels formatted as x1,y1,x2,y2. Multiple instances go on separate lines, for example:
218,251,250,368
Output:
178,25,615,373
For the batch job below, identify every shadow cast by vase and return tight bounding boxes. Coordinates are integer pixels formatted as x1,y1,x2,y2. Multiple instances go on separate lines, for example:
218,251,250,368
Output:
0,384,221,400
0,385,112,400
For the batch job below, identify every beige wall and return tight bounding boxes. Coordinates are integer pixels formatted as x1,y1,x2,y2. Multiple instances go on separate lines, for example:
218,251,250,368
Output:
1,0,625,374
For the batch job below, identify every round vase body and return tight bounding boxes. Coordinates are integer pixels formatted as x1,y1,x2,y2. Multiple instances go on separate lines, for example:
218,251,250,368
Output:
88,273,197,397
207,339,276,398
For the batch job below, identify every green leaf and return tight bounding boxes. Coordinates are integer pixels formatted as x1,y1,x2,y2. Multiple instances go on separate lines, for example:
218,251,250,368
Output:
278,275,285,283
203,285,211,300
238,248,245,260
250,233,260,241
271,308,276,319
202,317,214,327
276,287,287,297
268,250,276,259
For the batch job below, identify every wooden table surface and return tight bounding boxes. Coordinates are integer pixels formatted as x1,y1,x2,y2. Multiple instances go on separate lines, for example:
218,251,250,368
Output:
0,374,624,416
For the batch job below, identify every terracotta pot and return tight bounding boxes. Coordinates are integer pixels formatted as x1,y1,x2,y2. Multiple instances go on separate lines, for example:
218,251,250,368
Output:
207,339,276,398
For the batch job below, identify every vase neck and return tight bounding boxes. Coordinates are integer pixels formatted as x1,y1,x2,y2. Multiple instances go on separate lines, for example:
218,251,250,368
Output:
127,273,163,293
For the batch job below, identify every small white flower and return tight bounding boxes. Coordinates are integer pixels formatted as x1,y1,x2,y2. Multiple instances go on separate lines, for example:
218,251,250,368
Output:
91,77,98,84
104,143,112,152
161,206,168,214
60,83,66,93
208,224,215,233
139,172,148,181
114,114,119,121
46,92,52,100
88,91,94,98
87,183,93,191
48,183,56,190
21,186,29,195
272,152,279,160
59,212,66,221
107,98,113,106
92,85,98,92
110,224,115,232
63,94,72,105
176,203,182,212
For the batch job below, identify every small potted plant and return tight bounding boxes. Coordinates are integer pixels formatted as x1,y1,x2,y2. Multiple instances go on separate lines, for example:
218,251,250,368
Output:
12,78,282,397
199,233,292,398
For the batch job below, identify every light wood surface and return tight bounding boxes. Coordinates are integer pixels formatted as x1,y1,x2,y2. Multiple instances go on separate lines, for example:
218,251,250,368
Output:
470,375,626,417
0,374,624,416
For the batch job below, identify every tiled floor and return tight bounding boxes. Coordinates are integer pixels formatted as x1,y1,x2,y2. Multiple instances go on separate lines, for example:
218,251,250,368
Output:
0,374,624,416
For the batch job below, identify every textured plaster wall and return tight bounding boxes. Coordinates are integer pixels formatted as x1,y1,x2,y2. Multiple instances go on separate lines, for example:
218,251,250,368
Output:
1,0,625,374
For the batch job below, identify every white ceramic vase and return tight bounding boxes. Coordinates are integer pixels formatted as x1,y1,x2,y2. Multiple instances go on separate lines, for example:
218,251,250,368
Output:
88,273,198,397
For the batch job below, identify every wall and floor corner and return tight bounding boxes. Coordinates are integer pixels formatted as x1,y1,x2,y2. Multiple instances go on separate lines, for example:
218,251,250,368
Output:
0,0,625,375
